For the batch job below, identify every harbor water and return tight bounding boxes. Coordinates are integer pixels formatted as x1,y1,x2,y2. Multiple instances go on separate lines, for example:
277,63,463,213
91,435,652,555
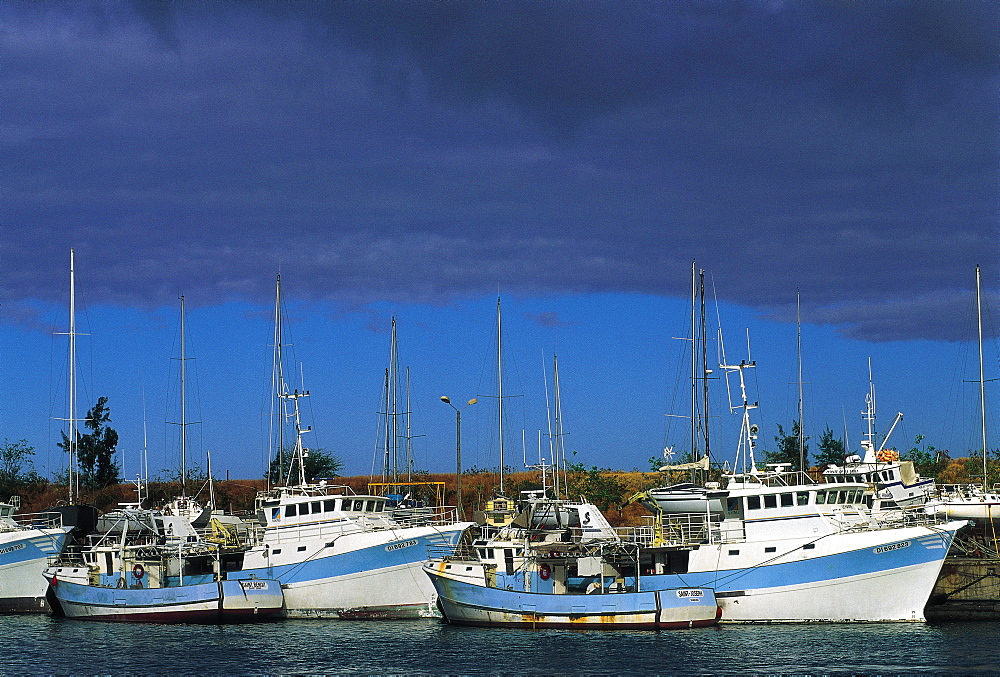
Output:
2,616,998,675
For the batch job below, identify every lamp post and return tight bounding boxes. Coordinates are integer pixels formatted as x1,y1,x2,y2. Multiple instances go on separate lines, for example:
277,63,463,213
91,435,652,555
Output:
441,396,477,520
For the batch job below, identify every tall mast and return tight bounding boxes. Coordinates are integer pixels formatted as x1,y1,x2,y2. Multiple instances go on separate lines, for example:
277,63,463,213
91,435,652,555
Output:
497,297,505,495
389,317,399,484
690,261,698,463
977,265,987,489
699,268,710,462
797,289,805,472
272,274,286,487
552,353,567,498
68,249,78,503
179,296,188,495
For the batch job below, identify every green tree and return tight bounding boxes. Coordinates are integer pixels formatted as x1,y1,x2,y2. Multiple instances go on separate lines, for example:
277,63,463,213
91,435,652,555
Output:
565,463,627,512
902,435,950,479
765,421,809,469
266,448,343,485
59,397,121,488
0,439,45,498
814,426,846,467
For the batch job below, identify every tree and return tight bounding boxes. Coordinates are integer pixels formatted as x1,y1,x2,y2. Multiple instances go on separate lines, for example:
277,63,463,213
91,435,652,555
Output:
814,426,846,467
0,439,45,498
565,463,627,513
266,448,343,485
59,396,121,489
766,421,809,469
902,435,950,479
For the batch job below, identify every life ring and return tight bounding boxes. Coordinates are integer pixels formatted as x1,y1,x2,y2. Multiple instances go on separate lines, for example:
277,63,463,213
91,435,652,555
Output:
132,564,145,579
538,563,551,580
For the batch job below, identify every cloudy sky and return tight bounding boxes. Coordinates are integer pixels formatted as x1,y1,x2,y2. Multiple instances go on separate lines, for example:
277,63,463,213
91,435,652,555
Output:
2,1,997,484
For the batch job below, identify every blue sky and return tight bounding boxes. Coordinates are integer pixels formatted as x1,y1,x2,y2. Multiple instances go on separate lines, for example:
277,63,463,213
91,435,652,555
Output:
1,1,997,481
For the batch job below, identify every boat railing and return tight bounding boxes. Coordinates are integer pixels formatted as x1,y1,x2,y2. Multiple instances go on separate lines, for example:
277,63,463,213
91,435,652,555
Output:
839,506,951,533
390,506,461,528
620,513,726,547
7,509,65,530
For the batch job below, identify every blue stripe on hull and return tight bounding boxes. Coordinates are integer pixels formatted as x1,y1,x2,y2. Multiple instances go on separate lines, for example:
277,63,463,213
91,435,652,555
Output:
664,529,957,593
232,529,463,586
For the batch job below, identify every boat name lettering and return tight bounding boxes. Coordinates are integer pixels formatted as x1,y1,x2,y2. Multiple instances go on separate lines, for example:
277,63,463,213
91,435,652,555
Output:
874,541,910,554
240,580,268,590
386,539,418,552
676,589,703,599
0,543,26,556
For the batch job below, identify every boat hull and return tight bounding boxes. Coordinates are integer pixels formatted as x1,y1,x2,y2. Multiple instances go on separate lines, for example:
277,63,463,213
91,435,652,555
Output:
0,527,72,614
425,566,719,629
230,523,470,619
45,571,284,623
651,520,965,622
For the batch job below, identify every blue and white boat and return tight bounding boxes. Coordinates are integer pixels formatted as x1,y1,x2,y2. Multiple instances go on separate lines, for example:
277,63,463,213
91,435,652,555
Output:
0,498,73,613
635,359,966,622
425,493,719,629
228,387,472,618
44,506,283,623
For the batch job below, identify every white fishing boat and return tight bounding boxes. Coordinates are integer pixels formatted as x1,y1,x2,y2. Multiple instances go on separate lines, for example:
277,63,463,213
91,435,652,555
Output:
631,358,967,622
227,276,473,618
44,506,283,623
0,499,73,613
823,373,935,509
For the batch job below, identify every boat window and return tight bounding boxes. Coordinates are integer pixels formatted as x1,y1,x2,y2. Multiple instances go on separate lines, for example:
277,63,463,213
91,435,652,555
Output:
796,492,809,505
746,496,761,510
297,546,306,552
765,547,776,553
272,549,281,554
324,499,337,512
764,494,777,509
286,504,297,517
780,493,793,507
311,502,321,514
815,492,826,504
803,543,815,550
373,501,384,512
727,497,741,513
366,501,377,512
728,549,739,556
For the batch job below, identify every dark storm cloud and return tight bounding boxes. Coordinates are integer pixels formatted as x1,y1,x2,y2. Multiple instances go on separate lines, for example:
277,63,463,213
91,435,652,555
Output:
1,0,996,341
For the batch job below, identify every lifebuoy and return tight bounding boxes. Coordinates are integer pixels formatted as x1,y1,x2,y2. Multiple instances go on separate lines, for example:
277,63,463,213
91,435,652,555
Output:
538,563,551,580
132,564,145,579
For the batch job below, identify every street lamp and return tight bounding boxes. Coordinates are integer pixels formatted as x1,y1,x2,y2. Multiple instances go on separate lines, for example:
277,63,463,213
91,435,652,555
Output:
441,395,477,520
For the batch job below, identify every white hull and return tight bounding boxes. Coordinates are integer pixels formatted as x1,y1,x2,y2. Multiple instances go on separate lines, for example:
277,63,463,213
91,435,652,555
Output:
0,527,72,612
677,522,962,622
234,522,470,618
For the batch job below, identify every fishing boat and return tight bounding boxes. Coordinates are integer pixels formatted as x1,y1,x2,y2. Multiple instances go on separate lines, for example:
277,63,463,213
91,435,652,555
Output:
226,276,473,618
44,506,283,623
0,499,73,613
822,370,936,509
425,491,719,628
630,358,967,622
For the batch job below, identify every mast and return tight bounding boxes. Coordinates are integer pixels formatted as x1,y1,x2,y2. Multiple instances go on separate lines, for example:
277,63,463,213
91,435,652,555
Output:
690,261,698,463
699,268,710,463
977,265,988,489
553,353,568,498
497,297,505,495
67,249,78,503
272,274,287,487
179,296,188,495
797,289,805,472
